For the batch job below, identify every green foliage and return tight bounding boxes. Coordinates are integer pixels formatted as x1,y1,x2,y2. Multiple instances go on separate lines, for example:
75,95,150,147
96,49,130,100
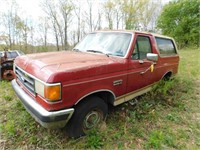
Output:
146,130,164,149
85,130,103,149
145,130,177,149
4,120,17,138
157,0,200,48
122,0,149,30
3,95,12,101
152,79,175,96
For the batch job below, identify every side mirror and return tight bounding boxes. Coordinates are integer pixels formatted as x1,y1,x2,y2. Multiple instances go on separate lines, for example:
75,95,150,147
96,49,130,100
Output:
147,53,158,62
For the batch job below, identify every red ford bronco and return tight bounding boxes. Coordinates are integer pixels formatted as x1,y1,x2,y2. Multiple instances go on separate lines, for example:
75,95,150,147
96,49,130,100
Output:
12,30,179,137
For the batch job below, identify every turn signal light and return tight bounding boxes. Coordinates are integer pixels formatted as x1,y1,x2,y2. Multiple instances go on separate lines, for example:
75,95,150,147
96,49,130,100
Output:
44,85,61,101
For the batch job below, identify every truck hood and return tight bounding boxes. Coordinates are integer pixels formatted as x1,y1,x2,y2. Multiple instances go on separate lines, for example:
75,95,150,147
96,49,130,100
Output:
14,51,127,82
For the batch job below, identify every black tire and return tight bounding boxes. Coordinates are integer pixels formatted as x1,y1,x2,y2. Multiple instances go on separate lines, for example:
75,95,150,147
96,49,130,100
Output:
66,96,108,138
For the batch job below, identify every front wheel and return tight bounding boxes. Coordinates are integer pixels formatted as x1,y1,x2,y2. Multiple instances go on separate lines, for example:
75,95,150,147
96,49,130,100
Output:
66,96,108,138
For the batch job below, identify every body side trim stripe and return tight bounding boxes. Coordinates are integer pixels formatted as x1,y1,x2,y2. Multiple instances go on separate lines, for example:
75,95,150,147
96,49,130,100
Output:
63,63,178,87
114,84,154,106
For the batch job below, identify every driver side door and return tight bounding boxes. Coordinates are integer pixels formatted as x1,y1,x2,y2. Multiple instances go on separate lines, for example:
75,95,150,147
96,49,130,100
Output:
126,35,156,94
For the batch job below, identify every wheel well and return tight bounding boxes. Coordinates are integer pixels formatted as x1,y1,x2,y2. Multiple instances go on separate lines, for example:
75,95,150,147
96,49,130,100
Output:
76,91,115,106
162,71,173,80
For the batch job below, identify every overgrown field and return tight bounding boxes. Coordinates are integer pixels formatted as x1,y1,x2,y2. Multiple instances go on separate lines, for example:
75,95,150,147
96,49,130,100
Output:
0,48,200,149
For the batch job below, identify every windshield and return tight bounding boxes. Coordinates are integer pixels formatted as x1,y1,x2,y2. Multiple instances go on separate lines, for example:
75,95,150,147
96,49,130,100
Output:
74,32,132,57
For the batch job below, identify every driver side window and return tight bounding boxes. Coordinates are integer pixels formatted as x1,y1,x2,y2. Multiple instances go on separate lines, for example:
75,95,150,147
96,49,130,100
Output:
132,36,152,60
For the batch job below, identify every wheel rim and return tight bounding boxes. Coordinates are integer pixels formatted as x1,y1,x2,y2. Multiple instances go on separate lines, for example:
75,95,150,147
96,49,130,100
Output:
83,109,103,131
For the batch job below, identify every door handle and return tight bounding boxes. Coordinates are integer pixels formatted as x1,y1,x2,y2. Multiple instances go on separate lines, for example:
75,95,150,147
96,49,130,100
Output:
139,60,144,64
140,63,155,75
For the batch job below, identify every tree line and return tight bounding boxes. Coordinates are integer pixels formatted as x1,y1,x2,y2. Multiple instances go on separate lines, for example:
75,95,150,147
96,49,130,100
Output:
0,0,163,53
157,0,199,48
0,0,199,53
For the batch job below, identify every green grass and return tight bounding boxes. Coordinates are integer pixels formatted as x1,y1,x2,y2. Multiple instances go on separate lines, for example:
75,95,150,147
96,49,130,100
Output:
0,47,200,149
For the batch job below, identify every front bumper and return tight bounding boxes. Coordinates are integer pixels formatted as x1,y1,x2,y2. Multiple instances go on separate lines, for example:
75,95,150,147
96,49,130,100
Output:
11,79,74,128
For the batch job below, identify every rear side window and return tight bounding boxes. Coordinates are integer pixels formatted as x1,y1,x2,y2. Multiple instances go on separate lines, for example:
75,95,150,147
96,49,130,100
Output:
155,37,177,56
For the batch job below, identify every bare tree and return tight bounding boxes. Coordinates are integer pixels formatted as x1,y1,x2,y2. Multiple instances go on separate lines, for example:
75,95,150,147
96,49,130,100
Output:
59,0,74,50
83,0,93,32
104,0,115,29
121,0,147,30
1,0,19,49
41,0,74,50
38,17,49,49
138,0,162,31
96,9,102,30
114,0,123,29
15,17,30,51
83,0,102,32
1,0,32,51
149,0,163,32
42,17,49,48
41,0,61,51
103,0,124,30
73,1,81,43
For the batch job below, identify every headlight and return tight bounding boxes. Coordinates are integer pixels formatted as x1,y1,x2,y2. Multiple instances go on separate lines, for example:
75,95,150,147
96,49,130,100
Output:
35,80,45,97
35,80,61,102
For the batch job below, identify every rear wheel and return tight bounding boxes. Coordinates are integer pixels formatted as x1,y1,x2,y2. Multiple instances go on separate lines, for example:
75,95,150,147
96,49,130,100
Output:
66,96,108,138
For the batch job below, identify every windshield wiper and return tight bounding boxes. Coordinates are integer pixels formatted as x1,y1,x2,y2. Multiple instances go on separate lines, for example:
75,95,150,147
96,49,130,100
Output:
86,50,103,53
73,48,81,52
86,50,109,57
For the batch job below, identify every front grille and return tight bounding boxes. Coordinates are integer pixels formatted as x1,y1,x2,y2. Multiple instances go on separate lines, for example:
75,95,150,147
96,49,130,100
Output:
15,66,35,94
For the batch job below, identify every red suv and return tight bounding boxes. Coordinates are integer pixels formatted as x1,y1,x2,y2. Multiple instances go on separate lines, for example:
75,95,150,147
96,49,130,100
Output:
12,30,179,137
